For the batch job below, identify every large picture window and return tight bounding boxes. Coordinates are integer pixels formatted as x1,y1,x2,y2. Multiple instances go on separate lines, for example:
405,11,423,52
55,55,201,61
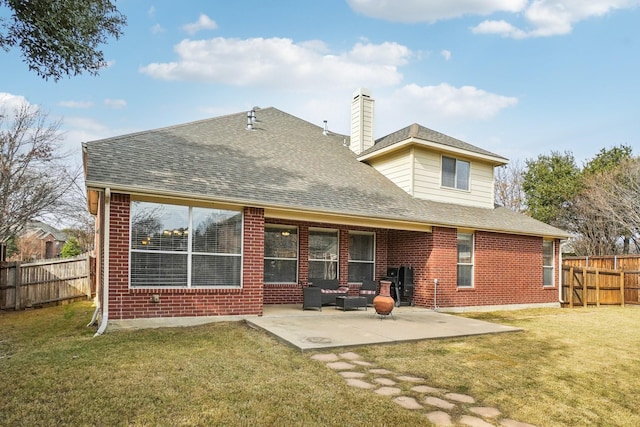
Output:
442,156,470,191
543,240,554,287
130,201,242,288
348,232,375,282
457,232,474,288
264,225,298,283
308,228,338,281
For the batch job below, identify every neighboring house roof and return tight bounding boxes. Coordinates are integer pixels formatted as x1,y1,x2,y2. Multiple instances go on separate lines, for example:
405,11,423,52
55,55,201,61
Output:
23,221,68,242
359,123,508,164
83,107,568,239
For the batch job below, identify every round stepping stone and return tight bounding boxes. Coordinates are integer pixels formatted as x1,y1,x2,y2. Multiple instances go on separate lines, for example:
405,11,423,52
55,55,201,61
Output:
469,406,501,418
345,378,375,389
500,419,538,427
425,411,453,426
396,375,424,383
374,377,396,386
424,396,455,411
310,353,339,362
339,352,361,360
326,361,355,370
412,385,447,394
375,386,402,396
392,396,423,410
351,360,374,366
445,392,475,403
369,368,393,375
339,371,366,378
459,415,494,427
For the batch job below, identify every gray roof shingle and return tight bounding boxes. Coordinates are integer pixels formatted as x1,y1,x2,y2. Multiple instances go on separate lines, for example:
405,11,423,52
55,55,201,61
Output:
361,123,508,163
84,107,567,238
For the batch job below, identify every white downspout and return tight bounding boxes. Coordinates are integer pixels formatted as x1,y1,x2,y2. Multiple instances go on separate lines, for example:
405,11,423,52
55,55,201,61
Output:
94,188,111,336
559,240,567,304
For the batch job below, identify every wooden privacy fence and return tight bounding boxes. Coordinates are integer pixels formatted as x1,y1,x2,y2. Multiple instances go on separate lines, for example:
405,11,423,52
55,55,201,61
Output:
563,255,640,271
561,265,640,307
0,254,96,310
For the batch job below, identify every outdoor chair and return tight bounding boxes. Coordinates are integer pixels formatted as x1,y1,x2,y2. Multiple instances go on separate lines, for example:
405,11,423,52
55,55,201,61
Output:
359,279,378,306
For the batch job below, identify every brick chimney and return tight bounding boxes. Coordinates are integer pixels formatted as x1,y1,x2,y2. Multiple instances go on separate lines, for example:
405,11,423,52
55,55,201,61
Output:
350,88,374,155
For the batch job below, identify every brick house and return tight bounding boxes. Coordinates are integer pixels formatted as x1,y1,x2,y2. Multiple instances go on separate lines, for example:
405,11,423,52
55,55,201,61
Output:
83,89,568,330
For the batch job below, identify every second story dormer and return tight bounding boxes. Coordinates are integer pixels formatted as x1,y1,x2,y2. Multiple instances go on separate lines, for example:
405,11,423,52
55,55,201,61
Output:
349,89,508,209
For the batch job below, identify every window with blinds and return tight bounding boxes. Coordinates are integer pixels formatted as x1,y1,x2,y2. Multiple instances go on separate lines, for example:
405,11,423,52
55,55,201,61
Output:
130,201,242,288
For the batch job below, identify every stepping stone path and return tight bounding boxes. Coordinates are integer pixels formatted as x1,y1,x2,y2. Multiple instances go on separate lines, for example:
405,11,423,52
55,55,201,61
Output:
310,352,538,427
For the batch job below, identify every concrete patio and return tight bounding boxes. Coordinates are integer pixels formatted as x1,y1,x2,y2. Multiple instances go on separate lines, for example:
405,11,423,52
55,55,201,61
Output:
247,304,522,351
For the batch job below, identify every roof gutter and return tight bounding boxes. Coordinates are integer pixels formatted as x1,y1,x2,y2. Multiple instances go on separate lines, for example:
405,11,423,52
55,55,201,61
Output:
94,188,110,336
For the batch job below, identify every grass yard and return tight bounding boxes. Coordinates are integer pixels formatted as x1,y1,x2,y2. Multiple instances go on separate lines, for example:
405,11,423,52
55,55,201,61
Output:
1,302,639,426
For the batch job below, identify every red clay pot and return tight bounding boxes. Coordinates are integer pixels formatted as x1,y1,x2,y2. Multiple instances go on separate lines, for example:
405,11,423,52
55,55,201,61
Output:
373,280,394,315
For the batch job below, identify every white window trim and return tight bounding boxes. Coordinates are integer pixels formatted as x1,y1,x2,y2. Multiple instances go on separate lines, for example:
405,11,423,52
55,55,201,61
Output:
128,201,244,289
308,227,339,281
441,155,471,192
457,231,474,288
264,224,299,284
348,231,376,283
543,239,555,288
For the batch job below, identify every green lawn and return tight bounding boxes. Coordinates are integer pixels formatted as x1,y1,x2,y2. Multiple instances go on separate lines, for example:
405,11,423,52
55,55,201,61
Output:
1,302,638,426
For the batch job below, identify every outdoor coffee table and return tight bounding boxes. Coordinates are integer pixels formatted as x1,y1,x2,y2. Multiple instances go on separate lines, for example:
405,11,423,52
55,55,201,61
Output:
335,296,367,311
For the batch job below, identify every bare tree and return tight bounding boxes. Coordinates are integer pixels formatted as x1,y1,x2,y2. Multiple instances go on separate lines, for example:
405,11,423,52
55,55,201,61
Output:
571,158,640,255
494,159,526,212
0,102,79,243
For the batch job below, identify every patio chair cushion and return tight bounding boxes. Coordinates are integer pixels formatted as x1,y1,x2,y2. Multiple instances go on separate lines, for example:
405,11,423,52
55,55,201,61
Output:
321,286,350,294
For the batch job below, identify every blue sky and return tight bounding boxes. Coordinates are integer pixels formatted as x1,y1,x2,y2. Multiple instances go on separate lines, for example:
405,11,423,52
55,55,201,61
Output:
2,0,639,172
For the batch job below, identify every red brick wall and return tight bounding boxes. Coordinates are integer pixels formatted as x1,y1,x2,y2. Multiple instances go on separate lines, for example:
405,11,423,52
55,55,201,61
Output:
388,229,432,307
102,193,559,318
105,194,264,319
425,229,558,309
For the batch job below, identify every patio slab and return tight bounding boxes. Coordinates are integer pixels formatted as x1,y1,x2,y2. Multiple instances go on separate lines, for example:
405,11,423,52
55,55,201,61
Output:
246,305,521,351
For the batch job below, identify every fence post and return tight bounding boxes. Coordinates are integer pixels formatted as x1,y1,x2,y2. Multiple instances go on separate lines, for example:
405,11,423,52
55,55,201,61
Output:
620,271,625,307
569,267,574,308
85,254,92,300
582,268,587,308
14,262,21,310
595,269,600,307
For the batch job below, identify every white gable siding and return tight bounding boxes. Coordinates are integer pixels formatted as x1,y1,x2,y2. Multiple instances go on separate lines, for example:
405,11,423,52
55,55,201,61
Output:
368,147,413,195
412,148,495,208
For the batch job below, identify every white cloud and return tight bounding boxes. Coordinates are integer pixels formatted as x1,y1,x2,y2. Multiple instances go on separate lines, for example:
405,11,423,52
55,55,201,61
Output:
388,83,518,121
440,50,452,61
139,37,411,90
347,0,527,22
0,92,31,112
104,99,127,109
471,19,527,38
151,24,165,34
182,14,218,35
472,0,640,38
59,100,94,109
347,0,640,38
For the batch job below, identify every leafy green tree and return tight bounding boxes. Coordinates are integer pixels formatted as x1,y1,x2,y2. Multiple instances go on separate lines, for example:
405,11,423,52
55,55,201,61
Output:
522,151,582,227
0,0,126,80
60,237,82,258
583,145,633,176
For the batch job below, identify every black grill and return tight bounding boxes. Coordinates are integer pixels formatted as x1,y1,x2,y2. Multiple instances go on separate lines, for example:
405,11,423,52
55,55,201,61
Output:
385,266,414,307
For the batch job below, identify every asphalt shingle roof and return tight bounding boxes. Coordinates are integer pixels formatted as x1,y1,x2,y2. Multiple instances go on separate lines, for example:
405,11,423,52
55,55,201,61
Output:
361,123,508,162
84,107,567,238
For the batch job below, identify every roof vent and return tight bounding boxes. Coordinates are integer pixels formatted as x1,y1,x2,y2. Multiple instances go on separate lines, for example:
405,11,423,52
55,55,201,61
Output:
246,109,257,130
323,120,329,136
